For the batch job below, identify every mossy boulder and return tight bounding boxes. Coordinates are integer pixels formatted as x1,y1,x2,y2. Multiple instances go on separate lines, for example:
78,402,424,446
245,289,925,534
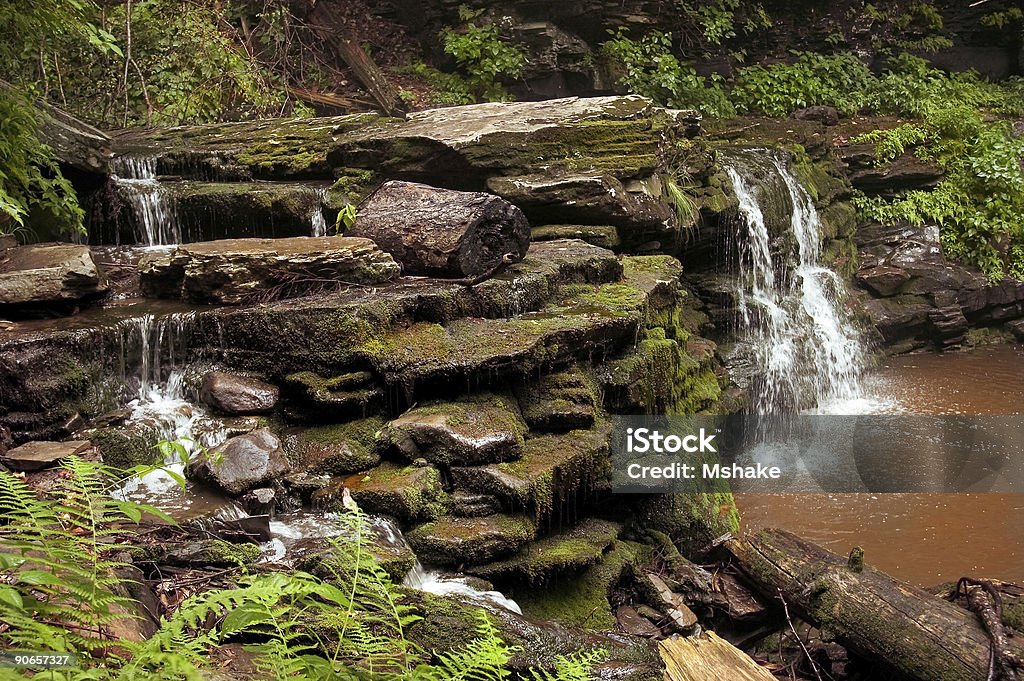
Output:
467,518,621,586
634,492,740,557
314,462,445,523
283,417,384,475
511,540,646,631
531,225,621,250
88,421,164,469
405,514,536,567
282,371,384,422
377,393,528,465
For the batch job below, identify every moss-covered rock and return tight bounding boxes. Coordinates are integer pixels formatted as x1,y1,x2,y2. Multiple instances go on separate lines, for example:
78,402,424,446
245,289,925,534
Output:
633,492,740,557
467,518,621,586
512,367,599,433
314,462,445,522
88,422,164,469
282,371,384,422
531,225,621,250
377,393,528,465
283,417,384,475
405,514,536,566
511,540,645,631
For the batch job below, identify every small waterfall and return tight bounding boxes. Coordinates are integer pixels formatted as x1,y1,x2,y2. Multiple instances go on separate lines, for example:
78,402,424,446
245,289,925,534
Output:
310,187,329,237
112,156,180,246
725,149,865,412
403,562,522,614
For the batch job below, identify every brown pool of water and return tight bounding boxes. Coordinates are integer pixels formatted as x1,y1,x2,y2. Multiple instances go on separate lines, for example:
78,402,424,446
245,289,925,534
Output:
737,344,1024,586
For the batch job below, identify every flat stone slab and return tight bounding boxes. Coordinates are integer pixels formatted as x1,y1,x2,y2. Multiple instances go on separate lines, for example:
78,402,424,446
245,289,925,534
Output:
1,440,91,471
0,244,107,306
140,236,400,304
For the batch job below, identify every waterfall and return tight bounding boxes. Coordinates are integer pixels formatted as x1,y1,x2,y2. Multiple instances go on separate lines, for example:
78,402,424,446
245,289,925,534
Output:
725,149,865,413
112,156,180,246
403,562,522,614
310,187,329,237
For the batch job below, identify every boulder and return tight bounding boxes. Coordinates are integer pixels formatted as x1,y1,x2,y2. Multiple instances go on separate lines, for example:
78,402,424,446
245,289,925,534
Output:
0,244,107,307
139,236,400,303
201,371,279,414
239,487,278,516
0,440,92,471
314,463,445,522
283,418,383,475
792,105,840,125
188,429,290,495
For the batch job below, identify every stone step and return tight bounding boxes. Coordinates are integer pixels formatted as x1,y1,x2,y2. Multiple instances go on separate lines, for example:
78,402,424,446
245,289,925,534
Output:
466,518,620,585
446,491,502,517
312,462,446,523
450,421,612,521
405,513,537,567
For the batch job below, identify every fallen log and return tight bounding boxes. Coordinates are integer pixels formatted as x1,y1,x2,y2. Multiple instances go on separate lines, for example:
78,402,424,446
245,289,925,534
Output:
349,181,531,279
660,632,776,681
727,528,1024,681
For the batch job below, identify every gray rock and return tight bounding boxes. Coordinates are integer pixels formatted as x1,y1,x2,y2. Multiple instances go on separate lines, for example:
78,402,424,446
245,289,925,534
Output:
1009,319,1024,341
792,105,840,125
139,236,400,303
188,429,290,495
239,487,278,516
201,371,279,414
0,440,91,471
0,244,108,306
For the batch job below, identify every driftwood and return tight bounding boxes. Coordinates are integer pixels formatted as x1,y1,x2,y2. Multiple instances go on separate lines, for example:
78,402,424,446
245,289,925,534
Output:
306,4,406,117
660,632,776,681
727,529,1024,681
349,180,531,279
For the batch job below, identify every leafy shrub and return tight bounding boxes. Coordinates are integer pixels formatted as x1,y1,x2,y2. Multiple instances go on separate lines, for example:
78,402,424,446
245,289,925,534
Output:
602,29,734,117
731,52,875,116
440,6,525,102
399,61,476,107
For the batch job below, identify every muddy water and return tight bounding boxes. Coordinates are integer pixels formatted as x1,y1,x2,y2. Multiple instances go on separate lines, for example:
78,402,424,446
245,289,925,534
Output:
737,344,1024,586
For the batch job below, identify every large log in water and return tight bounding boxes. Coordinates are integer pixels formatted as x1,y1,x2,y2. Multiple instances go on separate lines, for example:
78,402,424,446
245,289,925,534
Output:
349,180,531,279
727,529,1024,681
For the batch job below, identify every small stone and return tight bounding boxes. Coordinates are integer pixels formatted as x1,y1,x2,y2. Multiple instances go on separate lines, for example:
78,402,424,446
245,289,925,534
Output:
240,487,277,516
0,440,91,471
188,429,290,496
201,371,279,415
640,572,699,633
792,105,840,126
615,605,662,638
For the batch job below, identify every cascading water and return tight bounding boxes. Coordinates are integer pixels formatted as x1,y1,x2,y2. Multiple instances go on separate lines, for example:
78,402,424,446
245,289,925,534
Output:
310,187,329,237
111,156,180,246
724,149,866,413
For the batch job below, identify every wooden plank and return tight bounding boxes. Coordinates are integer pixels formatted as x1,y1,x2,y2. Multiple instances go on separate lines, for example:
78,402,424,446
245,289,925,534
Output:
660,632,775,681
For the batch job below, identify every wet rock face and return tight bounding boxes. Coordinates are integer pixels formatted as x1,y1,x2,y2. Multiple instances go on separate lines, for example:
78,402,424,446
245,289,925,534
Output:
188,429,290,495
201,371,279,414
405,514,536,566
139,236,400,303
377,394,528,465
0,244,108,309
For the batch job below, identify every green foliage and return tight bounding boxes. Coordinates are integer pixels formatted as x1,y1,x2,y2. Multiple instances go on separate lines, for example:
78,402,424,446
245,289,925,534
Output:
980,7,1023,29
0,458,606,680
731,52,876,116
851,124,934,163
0,92,84,236
601,29,734,117
440,6,525,102
398,62,476,107
667,0,771,49
335,204,358,234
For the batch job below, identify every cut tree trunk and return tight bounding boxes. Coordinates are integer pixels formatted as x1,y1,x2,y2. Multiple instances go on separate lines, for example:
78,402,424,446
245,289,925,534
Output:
306,5,406,117
660,632,776,681
727,528,1024,681
349,180,531,279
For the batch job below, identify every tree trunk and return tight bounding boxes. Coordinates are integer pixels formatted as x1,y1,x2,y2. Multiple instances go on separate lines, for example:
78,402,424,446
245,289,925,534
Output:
727,529,1024,681
349,180,531,278
306,4,407,117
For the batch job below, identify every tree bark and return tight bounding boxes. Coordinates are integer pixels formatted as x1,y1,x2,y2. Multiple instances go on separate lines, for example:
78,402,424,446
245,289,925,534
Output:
349,180,531,278
727,529,1024,681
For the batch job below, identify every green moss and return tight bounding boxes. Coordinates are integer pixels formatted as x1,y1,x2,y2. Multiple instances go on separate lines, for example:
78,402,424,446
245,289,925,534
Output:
90,424,162,469
405,514,536,566
286,417,384,475
1003,598,1024,631
513,540,644,630
635,492,739,557
336,462,446,522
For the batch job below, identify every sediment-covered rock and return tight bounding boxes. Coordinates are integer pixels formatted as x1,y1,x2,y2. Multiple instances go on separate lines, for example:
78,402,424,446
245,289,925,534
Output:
0,244,108,308
139,236,400,303
0,439,92,471
349,181,530,278
188,429,290,495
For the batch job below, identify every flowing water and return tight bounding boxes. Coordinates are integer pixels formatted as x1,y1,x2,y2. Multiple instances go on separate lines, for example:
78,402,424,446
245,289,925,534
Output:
111,156,180,246
723,149,1023,585
725,149,865,412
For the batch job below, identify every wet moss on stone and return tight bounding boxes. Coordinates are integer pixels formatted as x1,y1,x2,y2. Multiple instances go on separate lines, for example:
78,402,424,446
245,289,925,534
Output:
405,514,537,566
